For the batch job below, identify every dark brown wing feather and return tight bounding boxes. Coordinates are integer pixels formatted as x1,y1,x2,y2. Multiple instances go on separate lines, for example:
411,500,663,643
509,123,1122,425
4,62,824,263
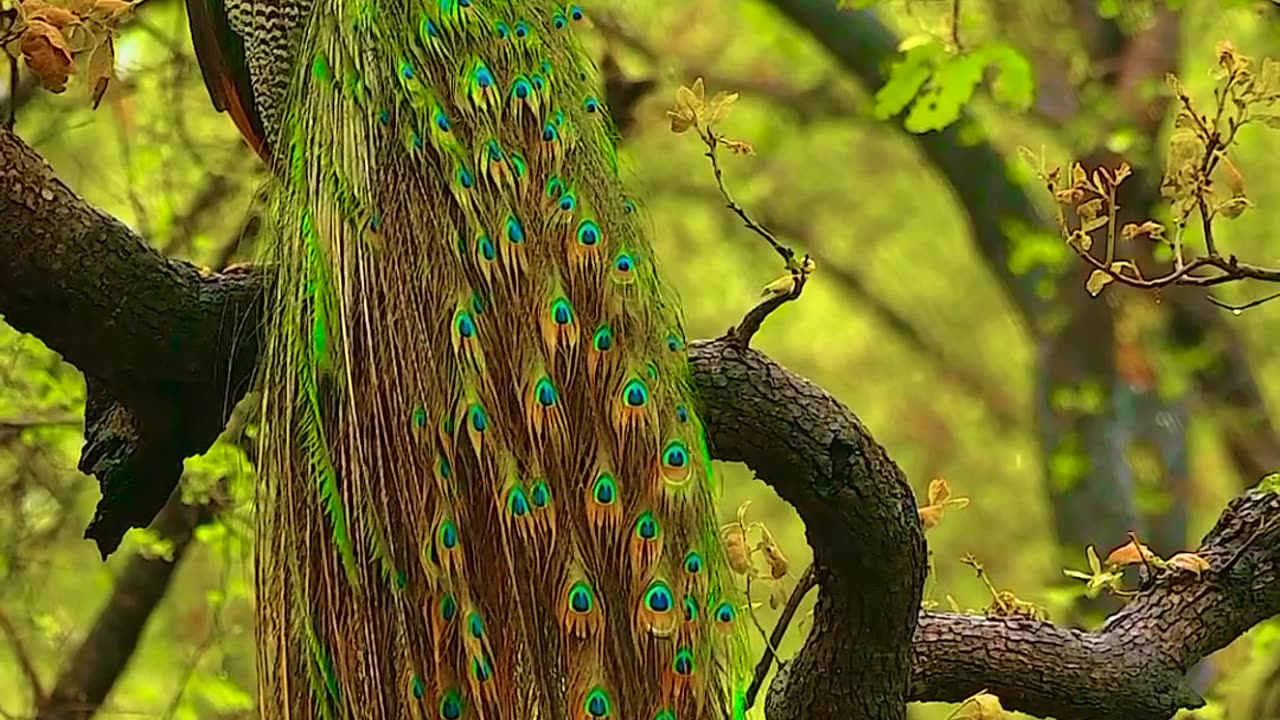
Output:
185,0,271,162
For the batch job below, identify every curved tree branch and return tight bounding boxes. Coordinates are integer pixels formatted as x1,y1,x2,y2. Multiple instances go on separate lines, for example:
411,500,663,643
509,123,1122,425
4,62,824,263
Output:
0,117,1277,720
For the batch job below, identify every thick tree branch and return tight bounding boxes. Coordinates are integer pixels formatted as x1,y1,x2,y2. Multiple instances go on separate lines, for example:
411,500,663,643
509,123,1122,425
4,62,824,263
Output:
910,487,1280,720
1,115,1277,720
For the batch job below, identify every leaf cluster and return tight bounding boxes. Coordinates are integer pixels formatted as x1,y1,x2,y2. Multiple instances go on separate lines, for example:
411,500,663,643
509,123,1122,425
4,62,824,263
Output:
0,0,135,106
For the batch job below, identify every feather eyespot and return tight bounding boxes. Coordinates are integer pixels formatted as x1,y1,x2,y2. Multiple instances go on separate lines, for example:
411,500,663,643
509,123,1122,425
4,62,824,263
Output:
535,377,558,407
472,655,492,681
673,648,695,675
592,325,613,351
505,215,524,244
568,581,594,613
684,551,703,574
644,581,673,612
592,474,617,505
530,480,551,508
635,511,659,540
440,691,463,720
551,298,574,325
622,378,649,407
469,403,488,431
584,688,611,718
577,219,600,245
439,519,458,549
508,487,531,517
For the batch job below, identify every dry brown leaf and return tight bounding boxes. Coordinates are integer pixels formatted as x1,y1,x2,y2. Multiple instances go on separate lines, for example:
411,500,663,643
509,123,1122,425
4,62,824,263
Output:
1105,539,1158,568
20,19,74,93
1168,552,1210,577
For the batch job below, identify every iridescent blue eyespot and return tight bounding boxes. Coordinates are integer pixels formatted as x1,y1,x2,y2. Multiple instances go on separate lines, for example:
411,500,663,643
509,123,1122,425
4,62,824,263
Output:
684,551,703,574
570,4,584,20
479,235,496,261
532,74,545,91
673,648,694,675
433,107,450,131
592,325,613,351
475,65,494,88
458,167,474,188
456,311,476,338
666,334,682,351
543,122,558,142
509,487,531,517
569,581,593,613
512,77,532,99
585,688,610,718
614,252,634,272
440,691,463,720
584,96,600,113
468,611,484,638
552,12,566,28
535,377,557,407
577,219,599,245
592,474,616,505
440,593,458,621
623,378,649,407
495,21,510,38
472,655,492,681
411,675,424,699
663,441,688,468
506,215,524,244
440,520,458,549
514,21,529,37
530,480,550,508
552,298,573,325
469,404,488,431
559,191,576,212
412,407,428,428
676,405,690,423
682,595,697,622
635,511,658,540
378,109,390,124
715,601,735,623
644,581,673,612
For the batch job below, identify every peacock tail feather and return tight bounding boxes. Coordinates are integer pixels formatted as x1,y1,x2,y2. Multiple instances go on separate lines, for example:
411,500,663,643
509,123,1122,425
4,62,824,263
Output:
188,1,752,717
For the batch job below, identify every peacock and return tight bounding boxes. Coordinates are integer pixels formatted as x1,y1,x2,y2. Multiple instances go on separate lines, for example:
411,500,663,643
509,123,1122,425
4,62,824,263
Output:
183,1,751,718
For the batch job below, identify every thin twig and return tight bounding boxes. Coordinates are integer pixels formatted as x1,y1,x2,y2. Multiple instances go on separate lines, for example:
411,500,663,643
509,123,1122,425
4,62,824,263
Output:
745,564,818,709
1206,289,1280,313
0,607,46,706
700,130,797,267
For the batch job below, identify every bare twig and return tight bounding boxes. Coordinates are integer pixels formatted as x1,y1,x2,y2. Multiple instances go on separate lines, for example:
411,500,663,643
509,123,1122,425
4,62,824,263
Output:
746,564,818,708
0,607,46,707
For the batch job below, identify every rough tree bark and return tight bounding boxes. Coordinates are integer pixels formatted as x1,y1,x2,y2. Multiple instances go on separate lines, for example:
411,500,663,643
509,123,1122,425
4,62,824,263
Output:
4,107,1280,719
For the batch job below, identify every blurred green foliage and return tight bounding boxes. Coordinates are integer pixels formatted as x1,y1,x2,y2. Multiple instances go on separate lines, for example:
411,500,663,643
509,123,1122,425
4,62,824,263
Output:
2,1,1280,719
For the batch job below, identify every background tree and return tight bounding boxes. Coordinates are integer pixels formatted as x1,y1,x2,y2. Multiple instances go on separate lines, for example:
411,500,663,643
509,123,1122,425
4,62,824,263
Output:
1,0,1280,718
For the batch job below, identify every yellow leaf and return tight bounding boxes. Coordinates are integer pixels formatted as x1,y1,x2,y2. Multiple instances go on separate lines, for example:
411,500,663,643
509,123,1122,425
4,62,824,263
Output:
721,522,753,576
1168,552,1210,577
86,33,114,108
1105,539,1158,568
761,273,797,298
1121,221,1166,242
705,90,739,125
918,504,944,530
949,690,1007,720
1085,269,1113,297
1216,196,1252,220
927,477,952,505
